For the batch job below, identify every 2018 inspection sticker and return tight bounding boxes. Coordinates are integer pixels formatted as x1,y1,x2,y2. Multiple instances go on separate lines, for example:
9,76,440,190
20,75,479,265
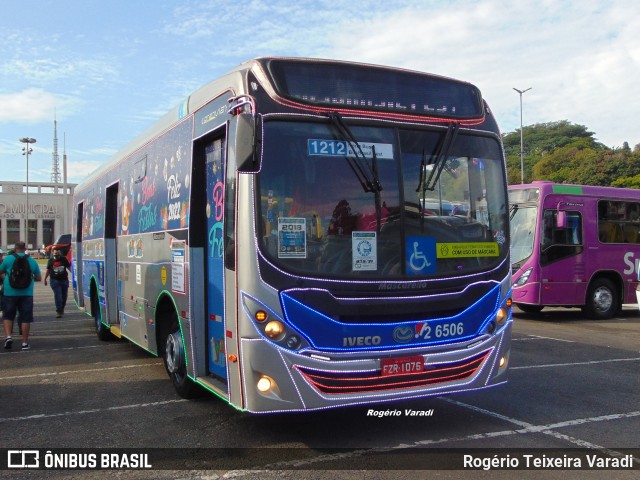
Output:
437,242,499,258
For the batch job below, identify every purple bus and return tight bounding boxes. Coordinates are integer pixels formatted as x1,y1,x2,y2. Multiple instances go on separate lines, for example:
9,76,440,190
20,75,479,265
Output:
510,181,640,319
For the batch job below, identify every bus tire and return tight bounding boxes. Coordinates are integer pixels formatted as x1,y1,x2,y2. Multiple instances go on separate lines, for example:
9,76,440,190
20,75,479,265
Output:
163,315,199,399
91,282,112,341
583,278,618,320
516,303,544,314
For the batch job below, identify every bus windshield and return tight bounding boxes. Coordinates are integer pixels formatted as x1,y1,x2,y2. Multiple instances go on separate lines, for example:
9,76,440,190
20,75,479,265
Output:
258,120,508,278
510,204,538,264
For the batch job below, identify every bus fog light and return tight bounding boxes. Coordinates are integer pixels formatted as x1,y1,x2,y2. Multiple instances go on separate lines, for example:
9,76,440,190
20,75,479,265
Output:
265,321,286,340
485,321,496,334
499,355,508,368
257,376,272,393
495,308,508,325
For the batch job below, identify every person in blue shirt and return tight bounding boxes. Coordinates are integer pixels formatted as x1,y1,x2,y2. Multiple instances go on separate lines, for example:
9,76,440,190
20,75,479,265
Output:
0,248,4,318
1,241,42,350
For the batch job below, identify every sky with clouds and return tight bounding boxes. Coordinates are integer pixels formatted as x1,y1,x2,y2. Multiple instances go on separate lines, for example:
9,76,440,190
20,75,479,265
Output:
1,0,638,184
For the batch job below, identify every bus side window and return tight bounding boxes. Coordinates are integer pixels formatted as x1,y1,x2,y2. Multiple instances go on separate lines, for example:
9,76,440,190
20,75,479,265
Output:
541,210,583,266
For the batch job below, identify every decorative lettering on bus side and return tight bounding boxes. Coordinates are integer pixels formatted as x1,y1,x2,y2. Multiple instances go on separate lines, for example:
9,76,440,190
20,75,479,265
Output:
167,175,182,222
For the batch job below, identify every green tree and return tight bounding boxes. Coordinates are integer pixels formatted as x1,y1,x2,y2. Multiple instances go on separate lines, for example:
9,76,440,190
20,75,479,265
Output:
532,145,600,184
612,174,640,188
503,121,603,184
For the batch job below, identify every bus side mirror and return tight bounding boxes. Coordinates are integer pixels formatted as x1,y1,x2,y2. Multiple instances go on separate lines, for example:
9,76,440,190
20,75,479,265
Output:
556,210,567,228
233,113,257,172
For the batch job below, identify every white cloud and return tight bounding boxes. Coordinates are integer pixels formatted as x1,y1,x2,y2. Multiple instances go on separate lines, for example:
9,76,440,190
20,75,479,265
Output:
0,89,82,123
319,0,640,146
64,160,107,183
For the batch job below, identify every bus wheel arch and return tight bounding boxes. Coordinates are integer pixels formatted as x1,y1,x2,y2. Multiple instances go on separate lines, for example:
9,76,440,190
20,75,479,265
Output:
583,274,621,320
90,278,112,341
156,294,199,398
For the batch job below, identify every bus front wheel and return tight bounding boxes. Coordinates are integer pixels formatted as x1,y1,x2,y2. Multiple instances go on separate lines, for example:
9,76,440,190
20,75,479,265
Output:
163,317,198,399
583,278,618,320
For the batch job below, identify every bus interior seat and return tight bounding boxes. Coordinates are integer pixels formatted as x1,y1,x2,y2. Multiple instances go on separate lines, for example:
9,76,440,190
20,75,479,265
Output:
599,222,624,243
623,226,639,243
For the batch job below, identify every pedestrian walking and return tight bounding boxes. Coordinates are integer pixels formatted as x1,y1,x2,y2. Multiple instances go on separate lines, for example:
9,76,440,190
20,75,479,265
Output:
1,241,42,350
44,247,71,318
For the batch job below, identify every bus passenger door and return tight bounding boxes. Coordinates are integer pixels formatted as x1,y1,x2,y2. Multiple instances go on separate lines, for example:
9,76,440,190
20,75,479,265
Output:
104,183,119,323
74,202,84,308
539,207,585,305
205,138,227,380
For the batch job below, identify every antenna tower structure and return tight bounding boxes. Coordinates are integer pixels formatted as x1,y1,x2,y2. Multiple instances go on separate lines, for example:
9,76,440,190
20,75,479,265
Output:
51,115,61,185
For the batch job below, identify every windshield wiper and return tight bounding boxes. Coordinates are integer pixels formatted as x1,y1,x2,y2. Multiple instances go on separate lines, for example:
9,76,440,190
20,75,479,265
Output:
328,112,384,232
423,122,459,191
416,148,428,231
328,112,382,194
509,203,519,220
371,145,383,232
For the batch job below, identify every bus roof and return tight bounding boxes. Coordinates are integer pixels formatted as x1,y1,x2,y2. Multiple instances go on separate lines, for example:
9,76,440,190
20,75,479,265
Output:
509,181,640,201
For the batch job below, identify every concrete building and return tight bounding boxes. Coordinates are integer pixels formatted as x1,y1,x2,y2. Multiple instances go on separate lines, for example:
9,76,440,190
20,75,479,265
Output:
0,180,76,253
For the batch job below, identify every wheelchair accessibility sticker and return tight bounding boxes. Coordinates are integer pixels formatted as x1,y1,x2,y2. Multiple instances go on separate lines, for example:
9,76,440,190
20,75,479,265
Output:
406,236,436,275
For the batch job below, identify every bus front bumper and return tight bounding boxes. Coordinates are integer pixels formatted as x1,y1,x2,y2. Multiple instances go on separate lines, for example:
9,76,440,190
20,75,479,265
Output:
238,322,511,413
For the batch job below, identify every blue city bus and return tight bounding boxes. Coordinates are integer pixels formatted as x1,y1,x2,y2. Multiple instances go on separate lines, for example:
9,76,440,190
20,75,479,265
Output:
71,57,512,413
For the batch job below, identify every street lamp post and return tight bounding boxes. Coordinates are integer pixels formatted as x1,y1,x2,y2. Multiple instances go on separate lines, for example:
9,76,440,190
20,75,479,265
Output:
19,137,36,247
513,87,531,184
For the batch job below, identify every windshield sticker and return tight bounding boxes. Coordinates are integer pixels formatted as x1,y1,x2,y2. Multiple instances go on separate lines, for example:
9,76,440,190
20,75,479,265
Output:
437,242,499,258
278,217,306,258
352,231,377,271
406,237,436,275
308,139,393,159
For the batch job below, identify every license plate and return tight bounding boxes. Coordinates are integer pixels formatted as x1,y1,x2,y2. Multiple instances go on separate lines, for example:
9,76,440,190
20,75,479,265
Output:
380,356,424,376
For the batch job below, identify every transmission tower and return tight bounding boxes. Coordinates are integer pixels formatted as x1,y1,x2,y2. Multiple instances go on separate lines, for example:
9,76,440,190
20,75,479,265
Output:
51,114,61,185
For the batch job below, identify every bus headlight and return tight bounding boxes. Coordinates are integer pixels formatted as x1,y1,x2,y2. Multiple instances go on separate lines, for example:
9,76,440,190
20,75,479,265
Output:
496,307,509,326
242,293,311,351
514,267,533,287
264,321,286,340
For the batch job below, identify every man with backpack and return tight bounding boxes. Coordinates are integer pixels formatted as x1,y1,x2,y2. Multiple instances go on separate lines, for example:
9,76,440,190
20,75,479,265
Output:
1,241,42,350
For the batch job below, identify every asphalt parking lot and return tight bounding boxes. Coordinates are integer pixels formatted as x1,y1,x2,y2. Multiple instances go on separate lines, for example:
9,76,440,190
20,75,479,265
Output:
1,282,638,479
